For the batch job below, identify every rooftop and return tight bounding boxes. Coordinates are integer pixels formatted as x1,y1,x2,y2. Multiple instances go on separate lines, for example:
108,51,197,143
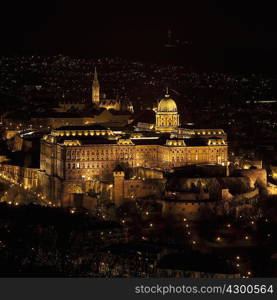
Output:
54,124,108,131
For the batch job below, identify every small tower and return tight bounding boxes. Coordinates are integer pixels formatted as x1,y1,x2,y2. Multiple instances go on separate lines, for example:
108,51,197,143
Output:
92,67,100,104
113,166,125,206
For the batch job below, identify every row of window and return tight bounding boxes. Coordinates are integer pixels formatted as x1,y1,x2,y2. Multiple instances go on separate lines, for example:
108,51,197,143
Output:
65,147,225,156
67,163,117,169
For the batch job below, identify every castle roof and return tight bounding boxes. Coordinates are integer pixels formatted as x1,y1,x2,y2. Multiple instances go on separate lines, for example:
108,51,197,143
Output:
55,124,107,131
157,94,178,112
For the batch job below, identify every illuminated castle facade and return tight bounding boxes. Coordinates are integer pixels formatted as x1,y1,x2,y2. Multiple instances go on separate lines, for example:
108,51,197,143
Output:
39,92,228,207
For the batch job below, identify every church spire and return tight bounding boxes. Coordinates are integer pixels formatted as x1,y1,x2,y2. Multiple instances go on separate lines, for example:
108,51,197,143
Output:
94,67,98,81
92,67,100,104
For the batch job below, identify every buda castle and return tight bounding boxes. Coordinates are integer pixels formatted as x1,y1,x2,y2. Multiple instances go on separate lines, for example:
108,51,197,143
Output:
39,89,228,207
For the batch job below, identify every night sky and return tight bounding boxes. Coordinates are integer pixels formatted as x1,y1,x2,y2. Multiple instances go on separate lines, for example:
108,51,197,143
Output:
2,1,277,70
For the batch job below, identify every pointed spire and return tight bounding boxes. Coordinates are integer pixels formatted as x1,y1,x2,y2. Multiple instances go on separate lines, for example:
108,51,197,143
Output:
94,67,98,81
92,66,100,104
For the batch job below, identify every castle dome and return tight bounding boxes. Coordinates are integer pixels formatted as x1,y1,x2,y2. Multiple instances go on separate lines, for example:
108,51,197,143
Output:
157,94,177,112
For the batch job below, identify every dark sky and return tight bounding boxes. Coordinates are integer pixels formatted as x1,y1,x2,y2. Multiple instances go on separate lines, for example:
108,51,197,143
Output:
2,1,277,69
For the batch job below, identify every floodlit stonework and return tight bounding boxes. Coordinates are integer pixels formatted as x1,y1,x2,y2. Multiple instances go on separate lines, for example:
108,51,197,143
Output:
38,91,228,206
155,92,179,133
